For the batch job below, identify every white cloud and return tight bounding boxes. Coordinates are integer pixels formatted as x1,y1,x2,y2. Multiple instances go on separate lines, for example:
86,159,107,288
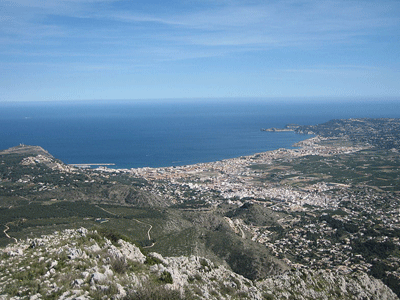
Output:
1,0,399,63
99,0,400,49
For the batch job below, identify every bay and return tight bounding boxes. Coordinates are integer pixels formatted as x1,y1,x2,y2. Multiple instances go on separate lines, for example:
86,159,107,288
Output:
0,98,399,169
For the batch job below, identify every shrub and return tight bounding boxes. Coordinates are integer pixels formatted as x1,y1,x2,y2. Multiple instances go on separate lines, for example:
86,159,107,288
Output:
91,283,119,300
263,293,275,300
86,231,103,244
2,281,19,297
237,291,249,298
199,258,209,268
124,283,182,300
219,282,235,296
127,260,144,273
145,256,162,266
159,270,173,284
192,286,203,296
98,228,126,245
111,256,129,274
194,273,203,282
210,289,219,297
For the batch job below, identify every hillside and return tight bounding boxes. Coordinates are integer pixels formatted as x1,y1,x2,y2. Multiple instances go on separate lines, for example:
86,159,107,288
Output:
0,145,287,285
296,118,400,150
0,145,167,208
2,118,400,298
1,228,397,300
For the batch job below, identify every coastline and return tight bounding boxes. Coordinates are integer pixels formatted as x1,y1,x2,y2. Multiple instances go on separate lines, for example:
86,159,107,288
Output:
93,134,368,209
4,99,400,170
128,135,364,179
261,128,294,132
261,123,301,133
2,118,400,294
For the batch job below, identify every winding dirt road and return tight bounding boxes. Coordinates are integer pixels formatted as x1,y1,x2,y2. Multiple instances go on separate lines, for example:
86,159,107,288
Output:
95,205,155,248
3,224,18,243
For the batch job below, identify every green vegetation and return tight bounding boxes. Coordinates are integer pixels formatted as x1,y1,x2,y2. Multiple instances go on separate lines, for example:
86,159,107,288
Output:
159,270,173,284
124,283,183,300
2,119,400,296
252,148,400,191
297,118,400,150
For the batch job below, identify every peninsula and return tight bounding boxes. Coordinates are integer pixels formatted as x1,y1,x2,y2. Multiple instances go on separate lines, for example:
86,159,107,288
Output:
261,123,301,132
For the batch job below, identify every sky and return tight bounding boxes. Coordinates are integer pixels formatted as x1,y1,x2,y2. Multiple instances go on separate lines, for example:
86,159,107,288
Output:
1,0,400,102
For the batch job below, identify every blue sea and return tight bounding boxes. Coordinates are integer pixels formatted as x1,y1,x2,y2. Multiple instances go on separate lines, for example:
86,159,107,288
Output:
0,98,399,169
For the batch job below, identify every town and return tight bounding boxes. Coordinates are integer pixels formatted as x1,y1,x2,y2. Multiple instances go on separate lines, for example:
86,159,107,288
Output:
1,118,400,296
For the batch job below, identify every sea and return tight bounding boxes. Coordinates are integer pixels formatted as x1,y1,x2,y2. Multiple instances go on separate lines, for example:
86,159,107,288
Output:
0,98,399,169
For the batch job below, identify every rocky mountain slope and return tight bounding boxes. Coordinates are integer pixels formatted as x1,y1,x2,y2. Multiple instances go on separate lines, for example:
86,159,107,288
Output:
0,145,167,207
2,120,400,300
0,228,397,300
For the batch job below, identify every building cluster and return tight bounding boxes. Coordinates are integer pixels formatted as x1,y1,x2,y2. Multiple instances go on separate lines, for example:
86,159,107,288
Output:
94,133,400,285
128,136,366,210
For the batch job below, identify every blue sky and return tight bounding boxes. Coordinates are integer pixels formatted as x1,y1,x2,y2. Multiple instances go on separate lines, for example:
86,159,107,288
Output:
1,0,400,101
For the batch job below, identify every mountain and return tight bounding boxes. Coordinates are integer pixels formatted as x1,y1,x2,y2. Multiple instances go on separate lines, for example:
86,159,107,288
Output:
0,145,288,285
1,228,397,300
0,145,167,207
2,118,400,298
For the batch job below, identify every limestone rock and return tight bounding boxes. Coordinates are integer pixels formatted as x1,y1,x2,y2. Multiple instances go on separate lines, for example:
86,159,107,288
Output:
67,247,87,260
90,272,108,285
148,252,168,265
0,228,398,300
118,239,146,263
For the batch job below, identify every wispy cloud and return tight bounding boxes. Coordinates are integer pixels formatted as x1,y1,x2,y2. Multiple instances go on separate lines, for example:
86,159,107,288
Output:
102,0,400,48
1,0,400,100
282,64,383,76
2,0,399,49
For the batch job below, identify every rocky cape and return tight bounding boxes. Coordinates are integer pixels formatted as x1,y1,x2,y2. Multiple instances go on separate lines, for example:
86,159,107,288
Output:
0,228,397,300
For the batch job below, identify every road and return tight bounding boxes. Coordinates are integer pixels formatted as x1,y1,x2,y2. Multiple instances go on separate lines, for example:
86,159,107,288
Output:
95,204,156,248
3,224,18,243
224,217,246,239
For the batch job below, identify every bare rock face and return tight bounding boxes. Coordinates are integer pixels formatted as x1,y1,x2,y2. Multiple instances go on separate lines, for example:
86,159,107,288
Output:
108,239,146,263
258,269,398,300
0,228,398,300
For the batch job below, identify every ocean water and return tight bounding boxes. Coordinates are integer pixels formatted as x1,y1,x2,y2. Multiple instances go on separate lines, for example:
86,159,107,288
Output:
0,98,399,169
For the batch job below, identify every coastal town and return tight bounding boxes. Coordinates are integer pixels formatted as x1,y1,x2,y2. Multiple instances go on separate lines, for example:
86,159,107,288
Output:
107,119,399,293
1,118,400,297
129,136,365,209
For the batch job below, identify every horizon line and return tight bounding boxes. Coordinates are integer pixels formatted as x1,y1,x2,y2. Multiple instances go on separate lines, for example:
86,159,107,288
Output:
0,96,399,104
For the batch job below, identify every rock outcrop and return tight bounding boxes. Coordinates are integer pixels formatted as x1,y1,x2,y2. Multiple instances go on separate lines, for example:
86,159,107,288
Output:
0,228,398,300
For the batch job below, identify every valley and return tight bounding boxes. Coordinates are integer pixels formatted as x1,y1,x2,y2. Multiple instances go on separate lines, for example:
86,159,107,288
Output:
1,118,400,299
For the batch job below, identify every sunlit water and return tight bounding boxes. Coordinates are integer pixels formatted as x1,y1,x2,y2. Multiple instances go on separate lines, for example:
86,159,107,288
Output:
1,98,399,168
